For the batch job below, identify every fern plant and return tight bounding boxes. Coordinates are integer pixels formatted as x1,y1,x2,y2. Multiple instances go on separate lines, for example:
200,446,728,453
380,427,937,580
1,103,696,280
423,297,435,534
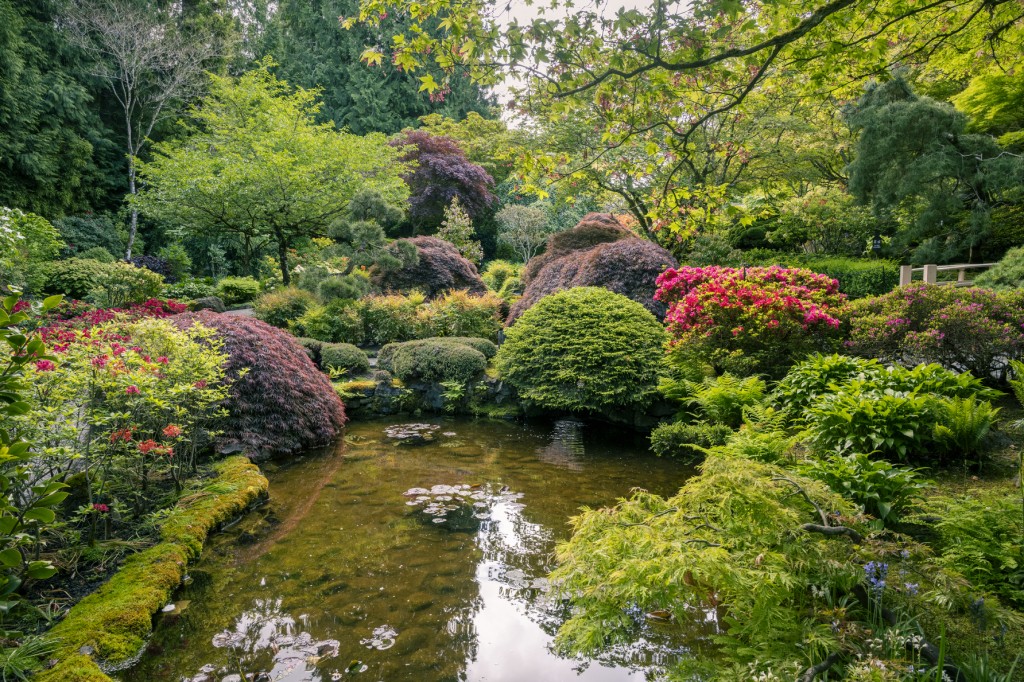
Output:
933,397,1000,459
684,374,767,428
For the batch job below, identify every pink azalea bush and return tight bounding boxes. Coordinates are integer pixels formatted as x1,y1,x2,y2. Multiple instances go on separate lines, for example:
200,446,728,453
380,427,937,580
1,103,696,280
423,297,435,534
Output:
843,284,1024,382
655,265,846,376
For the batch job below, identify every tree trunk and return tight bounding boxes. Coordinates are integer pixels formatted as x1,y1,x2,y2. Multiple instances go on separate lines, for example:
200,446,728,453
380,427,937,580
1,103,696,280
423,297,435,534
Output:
125,159,138,261
276,231,290,285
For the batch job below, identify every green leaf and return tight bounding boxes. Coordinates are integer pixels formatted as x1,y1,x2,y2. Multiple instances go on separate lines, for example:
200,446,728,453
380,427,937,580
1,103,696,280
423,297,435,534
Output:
0,549,21,567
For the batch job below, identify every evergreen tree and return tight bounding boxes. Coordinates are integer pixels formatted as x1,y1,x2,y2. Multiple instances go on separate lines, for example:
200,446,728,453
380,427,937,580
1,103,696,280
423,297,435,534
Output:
846,77,1024,263
0,0,113,217
262,0,493,135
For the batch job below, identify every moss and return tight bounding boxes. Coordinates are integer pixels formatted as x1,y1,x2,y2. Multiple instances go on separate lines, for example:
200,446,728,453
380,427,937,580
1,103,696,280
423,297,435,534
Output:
337,379,377,393
39,457,268,682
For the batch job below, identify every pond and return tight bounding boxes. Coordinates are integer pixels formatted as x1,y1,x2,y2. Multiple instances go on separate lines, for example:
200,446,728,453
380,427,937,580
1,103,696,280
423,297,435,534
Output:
124,417,698,682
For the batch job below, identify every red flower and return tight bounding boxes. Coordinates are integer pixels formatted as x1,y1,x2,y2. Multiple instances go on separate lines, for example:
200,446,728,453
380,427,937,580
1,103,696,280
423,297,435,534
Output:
109,428,133,443
92,503,109,513
156,356,169,365
137,439,159,454
125,385,140,395
193,380,207,389
91,355,109,368
34,360,55,372
162,424,182,438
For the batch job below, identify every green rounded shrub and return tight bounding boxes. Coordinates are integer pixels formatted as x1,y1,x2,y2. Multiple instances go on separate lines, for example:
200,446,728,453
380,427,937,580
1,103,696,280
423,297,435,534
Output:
378,337,496,371
379,338,486,384
163,278,217,301
318,273,370,302
216,276,262,305
295,337,324,365
78,246,116,263
320,343,370,376
496,287,667,412
38,258,112,299
254,286,317,328
360,293,423,346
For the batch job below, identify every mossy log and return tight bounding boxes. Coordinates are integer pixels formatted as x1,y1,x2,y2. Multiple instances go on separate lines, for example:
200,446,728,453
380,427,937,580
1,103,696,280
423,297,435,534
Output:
38,457,269,682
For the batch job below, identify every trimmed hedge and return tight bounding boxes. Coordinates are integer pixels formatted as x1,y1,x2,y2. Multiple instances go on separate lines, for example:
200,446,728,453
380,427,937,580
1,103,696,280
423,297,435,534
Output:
216,276,261,305
253,286,317,328
321,342,370,376
378,337,490,384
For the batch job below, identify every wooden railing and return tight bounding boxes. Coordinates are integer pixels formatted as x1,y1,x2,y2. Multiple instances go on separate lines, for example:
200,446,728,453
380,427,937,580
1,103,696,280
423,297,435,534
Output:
898,263,996,287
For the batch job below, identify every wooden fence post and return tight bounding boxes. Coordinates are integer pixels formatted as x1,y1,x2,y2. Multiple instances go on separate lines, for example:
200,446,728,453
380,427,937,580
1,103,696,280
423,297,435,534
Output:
899,265,913,287
923,264,938,284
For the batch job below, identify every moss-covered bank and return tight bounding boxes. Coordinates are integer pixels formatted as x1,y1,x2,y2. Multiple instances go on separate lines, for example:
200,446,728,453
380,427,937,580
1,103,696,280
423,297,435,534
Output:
39,457,269,682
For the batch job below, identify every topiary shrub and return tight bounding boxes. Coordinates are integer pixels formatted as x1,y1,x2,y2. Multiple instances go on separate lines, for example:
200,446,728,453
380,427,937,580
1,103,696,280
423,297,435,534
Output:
216,276,262,305
378,338,487,384
650,421,733,459
975,245,1024,290
191,296,226,313
496,287,667,413
370,235,486,298
253,286,317,328
320,342,370,377
377,336,495,372
843,284,1024,382
656,265,845,378
172,311,346,458
508,218,677,324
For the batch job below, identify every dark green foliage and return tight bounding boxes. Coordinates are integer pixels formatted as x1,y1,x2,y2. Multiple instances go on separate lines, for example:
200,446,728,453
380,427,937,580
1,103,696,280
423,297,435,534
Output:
649,421,732,459
253,286,318,328
53,215,125,258
497,287,667,413
378,338,487,384
773,354,883,417
739,253,901,299
846,77,1024,262
264,0,491,135
318,274,370,302
320,343,370,376
800,452,925,525
215,276,261,305
0,0,112,217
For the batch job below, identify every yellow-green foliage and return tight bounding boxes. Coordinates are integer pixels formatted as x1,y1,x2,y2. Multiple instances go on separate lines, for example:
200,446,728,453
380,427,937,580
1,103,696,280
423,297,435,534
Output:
39,457,267,682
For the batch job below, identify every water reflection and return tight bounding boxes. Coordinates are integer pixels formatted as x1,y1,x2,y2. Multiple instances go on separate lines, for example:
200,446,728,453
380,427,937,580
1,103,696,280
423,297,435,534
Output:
125,418,693,682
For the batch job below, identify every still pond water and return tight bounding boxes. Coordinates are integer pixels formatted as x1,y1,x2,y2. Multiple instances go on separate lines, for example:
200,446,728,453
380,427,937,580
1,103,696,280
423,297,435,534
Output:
124,418,697,682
